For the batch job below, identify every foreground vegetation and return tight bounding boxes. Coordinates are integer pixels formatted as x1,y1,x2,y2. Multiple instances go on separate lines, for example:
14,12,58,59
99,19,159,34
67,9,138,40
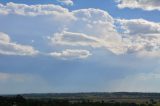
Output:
0,95,160,106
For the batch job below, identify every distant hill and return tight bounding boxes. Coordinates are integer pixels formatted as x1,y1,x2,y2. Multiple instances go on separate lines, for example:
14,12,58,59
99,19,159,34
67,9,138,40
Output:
19,92,160,100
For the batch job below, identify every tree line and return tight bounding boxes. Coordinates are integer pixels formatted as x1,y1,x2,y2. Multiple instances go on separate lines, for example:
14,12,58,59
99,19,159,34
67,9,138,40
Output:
0,95,156,106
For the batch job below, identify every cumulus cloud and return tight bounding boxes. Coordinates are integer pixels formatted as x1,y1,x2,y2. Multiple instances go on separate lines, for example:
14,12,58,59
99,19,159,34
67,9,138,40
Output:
116,18,160,57
51,31,100,47
115,0,160,11
49,49,92,59
0,2,75,20
71,8,120,40
117,19,160,35
0,3,125,56
51,31,126,55
0,32,38,56
0,2,67,15
50,8,126,55
0,2,160,58
57,0,74,6
122,35,160,57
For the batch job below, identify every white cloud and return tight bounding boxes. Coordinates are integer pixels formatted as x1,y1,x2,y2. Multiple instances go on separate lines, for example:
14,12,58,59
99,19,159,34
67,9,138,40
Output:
51,31,126,55
57,0,74,6
0,2,75,21
117,19,160,35
51,31,100,47
51,24,160,57
0,2,76,57
0,3,125,56
0,2,160,58
115,0,160,11
123,35,160,57
49,49,92,59
50,8,126,55
0,32,38,56
0,32,10,42
116,19,160,57
0,2,67,15
71,8,119,39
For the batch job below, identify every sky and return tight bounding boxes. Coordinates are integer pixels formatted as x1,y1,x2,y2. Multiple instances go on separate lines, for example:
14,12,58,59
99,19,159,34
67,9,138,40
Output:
0,0,160,94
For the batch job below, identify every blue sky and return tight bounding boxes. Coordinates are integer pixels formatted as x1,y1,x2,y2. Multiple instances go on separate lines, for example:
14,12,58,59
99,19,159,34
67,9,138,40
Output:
0,0,160,94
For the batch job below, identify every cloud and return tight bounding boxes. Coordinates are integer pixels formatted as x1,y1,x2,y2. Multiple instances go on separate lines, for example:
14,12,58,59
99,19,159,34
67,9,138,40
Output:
0,32,38,56
0,2,68,15
51,31,126,55
51,31,157,58
57,0,74,6
123,35,160,57
0,2,75,20
49,8,126,55
71,8,119,39
115,0,160,11
49,49,92,59
51,31,100,47
117,19,160,35
0,2,160,58
116,19,160,57
0,3,124,56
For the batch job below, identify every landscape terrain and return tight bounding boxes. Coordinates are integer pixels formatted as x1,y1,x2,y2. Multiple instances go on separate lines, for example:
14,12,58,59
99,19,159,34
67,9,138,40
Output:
1,92,160,106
